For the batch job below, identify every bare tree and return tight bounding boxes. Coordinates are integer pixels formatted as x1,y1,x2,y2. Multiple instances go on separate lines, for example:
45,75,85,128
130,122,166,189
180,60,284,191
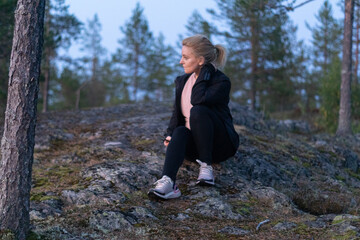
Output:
337,0,355,136
0,0,45,239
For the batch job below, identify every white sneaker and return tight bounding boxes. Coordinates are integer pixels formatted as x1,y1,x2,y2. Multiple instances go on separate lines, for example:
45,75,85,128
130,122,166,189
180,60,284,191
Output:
196,159,215,186
148,175,181,199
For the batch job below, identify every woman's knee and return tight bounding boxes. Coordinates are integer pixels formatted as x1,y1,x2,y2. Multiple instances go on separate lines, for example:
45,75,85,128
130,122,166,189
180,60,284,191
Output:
190,105,210,123
172,126,190,138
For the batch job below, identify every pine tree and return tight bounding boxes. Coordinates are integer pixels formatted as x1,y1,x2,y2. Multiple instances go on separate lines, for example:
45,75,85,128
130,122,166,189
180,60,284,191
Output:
78,14,106,109
337,0,354,136
209,0,299,112
41,0,82,112
0,0,16,114
146,33,178,101
0,0,45,238
319,55,341,133
116,3,153,101
307,0,342,75
184,10,216,40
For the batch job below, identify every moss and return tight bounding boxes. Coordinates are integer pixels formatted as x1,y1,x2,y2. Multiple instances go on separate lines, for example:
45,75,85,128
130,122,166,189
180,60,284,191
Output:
334,230,357,240
133,139,156,146
30,192,60,202
335,175,346,182
26,231,42,240
32,177,49,188
0,230,15,240
293,223,309,235
346,169,360,180
302,162,311,168
292,156,300,162
231,199,256,216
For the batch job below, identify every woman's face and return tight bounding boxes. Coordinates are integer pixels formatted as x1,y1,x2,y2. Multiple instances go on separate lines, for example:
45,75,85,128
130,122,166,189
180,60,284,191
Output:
179,46,204,75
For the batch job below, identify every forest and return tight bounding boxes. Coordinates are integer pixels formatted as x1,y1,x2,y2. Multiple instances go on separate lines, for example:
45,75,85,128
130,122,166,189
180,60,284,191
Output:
1,1,360,239
0,0,358,133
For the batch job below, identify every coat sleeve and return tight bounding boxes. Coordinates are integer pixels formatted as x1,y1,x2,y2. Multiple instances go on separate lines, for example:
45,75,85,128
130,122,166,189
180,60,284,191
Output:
165,77,180,137
191,77,230,106
165,99,178,137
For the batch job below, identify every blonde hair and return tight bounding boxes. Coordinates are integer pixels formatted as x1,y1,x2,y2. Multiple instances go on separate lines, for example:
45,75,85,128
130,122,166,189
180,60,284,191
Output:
182,35,227,68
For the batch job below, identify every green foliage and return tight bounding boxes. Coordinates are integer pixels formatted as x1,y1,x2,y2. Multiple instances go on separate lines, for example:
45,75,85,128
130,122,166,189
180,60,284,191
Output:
79,14,106,108
318,56,341,133
210,0,302,113
54,66,81,110
39,0,82,111
307,0,342,75
184,10,216,40
0,0,16,114
116,3,153,102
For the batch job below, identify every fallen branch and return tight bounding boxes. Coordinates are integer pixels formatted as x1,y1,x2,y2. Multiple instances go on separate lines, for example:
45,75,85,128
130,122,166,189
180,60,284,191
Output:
256,219,270,231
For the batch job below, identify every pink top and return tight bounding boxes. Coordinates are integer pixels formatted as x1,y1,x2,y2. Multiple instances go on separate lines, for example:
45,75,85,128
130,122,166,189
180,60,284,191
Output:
181,73,197,129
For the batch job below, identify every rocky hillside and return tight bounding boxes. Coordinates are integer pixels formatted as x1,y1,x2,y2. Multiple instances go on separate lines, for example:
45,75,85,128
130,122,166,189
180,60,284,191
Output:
10,103,360,239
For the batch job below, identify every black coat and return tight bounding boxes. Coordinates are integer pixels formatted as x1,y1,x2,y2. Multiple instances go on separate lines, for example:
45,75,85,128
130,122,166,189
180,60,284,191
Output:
165,70,240,151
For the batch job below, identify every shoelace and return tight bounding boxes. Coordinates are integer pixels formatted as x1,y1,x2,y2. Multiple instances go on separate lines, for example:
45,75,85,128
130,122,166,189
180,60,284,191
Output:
154,176,172,189
196,160,213,178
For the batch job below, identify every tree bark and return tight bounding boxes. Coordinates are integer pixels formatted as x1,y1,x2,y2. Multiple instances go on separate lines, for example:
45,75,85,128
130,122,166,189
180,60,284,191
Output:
354,5,359,86
0,0,45,239
250,12,259,111
337,0,354,136
42,52,50,113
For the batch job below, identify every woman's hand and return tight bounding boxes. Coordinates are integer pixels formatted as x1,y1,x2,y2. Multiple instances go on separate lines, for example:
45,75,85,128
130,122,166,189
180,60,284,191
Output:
164,136,171,147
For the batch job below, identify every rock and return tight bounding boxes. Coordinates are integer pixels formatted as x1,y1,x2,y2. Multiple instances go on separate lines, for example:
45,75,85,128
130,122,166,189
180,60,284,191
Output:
192,197,243,220
172,213,190,221
229,102,267,130
81,161,160,193
248,187,293,214
332,214,360,224
104,141,122,147
61,186,126,206
273,222,297,231
304,219,327,229
30,198,63,220
218,226,250,235
89,210,133,233
128,206,158,222
51,153,85,164
276,119,311,134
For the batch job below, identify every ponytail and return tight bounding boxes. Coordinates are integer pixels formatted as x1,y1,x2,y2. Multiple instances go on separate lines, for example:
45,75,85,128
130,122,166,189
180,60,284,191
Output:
182,35,228,69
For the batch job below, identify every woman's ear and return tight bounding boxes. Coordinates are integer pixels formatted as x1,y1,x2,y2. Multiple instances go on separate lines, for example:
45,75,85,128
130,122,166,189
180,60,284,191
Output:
198,56,205,66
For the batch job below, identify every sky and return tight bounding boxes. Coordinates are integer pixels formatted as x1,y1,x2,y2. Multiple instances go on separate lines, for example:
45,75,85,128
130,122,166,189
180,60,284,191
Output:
63,0,343,59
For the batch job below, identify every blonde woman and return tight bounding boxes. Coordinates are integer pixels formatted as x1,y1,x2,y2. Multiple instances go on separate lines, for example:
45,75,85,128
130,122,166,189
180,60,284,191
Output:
148,35,239,199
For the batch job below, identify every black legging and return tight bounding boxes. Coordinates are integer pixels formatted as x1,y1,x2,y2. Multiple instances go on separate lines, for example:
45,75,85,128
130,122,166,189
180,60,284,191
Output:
162,105,237,182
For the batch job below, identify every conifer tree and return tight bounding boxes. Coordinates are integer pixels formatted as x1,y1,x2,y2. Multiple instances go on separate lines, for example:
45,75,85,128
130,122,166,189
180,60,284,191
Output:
307,0,342,76
146,33,178,101
0,0,16,113
184,10,216,40
116,3,153,101
78,14,106,109
209,0,299,112
41,0,82,112
337,0,354,135
0,0,45,238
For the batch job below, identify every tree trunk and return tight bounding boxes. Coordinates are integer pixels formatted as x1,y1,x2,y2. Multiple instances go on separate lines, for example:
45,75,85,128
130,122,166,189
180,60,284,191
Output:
0,0,45,239
250,13,259,111
354,5,359,86
133,44,139,102
42,52,50,113
337,0,354,136
75,80,89,110
42,4,51,113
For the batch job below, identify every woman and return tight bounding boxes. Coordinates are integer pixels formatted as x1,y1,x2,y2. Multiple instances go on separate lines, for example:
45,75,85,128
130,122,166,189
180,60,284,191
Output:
148,35,239,200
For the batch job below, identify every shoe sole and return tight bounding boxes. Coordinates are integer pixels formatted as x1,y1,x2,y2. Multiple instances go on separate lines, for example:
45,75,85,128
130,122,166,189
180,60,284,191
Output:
196,179,215,186
147,189,181,200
